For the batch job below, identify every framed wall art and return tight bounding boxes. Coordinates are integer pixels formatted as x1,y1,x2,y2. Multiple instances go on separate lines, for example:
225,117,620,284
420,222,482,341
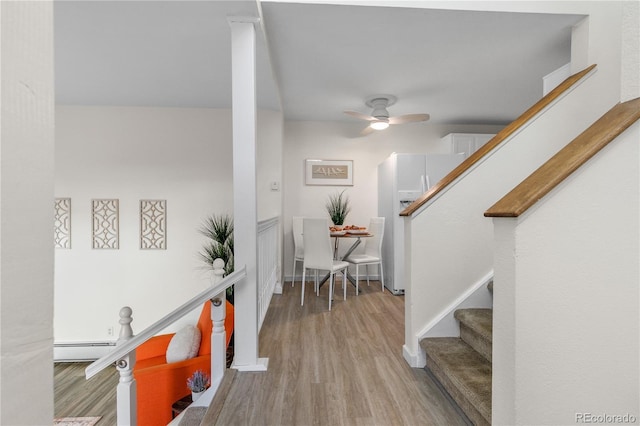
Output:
54,197,72,249
140,199,167,250
92,199,119,249
305,159,353,186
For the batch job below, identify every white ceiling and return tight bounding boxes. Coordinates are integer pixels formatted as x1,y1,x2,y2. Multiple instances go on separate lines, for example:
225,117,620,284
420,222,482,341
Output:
54,1,584,126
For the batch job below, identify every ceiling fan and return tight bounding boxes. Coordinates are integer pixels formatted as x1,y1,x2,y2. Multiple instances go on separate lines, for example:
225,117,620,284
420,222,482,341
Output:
344,95,430,136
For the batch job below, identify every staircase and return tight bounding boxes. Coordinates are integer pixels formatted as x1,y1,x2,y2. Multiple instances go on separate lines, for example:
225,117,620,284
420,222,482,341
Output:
420,283,493,426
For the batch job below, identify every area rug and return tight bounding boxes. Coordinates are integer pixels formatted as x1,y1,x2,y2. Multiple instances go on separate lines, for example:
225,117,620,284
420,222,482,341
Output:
53,417,101,426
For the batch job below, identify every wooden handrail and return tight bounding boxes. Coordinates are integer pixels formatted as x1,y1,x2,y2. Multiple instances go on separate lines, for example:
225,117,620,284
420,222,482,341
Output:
85,266,247,379
400,64,597,217
485,97,640,217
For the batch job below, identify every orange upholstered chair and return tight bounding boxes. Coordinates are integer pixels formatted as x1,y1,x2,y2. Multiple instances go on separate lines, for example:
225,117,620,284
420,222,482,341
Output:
134,300,234,426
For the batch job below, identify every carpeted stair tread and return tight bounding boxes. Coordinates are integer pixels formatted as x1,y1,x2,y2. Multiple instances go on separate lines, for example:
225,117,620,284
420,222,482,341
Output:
421,337,492,426
455,308,492,343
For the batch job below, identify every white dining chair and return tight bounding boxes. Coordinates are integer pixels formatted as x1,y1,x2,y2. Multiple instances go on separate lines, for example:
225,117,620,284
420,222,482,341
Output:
291,216,304,287
344,217,385,294
301,218,349,310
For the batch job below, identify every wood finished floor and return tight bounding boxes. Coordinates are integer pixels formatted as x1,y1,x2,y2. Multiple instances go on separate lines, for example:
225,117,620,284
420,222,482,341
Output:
54,361,117,425
215,279,468,426
54,279,467,426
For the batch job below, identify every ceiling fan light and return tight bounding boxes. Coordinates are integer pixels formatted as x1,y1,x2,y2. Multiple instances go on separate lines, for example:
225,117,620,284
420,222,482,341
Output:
370,120,389,130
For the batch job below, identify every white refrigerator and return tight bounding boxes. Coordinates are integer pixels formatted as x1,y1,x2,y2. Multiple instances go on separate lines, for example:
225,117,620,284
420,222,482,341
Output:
378,152,465,294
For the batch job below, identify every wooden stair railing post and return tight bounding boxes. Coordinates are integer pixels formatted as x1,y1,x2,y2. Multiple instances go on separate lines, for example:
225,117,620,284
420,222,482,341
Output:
116,306,137,426
211,258,227,385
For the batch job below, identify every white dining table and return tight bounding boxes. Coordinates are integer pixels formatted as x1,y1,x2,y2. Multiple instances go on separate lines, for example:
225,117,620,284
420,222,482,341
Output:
318,232,373,288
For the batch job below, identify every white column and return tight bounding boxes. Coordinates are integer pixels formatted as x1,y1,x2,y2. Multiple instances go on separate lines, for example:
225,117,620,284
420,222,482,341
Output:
0,1,55,424
228,16,268,371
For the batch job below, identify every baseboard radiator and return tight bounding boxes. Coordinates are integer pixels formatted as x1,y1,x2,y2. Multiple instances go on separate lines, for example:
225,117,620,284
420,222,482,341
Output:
54,341,117,362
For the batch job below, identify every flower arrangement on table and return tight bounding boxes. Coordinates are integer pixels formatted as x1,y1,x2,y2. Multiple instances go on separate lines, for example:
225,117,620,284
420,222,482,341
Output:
187,370,210,401
326,189,351,226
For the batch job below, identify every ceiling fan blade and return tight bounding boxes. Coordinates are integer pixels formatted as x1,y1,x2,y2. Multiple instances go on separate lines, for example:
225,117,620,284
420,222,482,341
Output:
344,110,375,121
359,125,375,136
389,113,430,125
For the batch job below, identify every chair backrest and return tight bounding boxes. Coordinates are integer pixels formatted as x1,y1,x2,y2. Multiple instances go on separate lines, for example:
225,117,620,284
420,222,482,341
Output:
363,217,385,258
292,216,304,258
303,218,334,271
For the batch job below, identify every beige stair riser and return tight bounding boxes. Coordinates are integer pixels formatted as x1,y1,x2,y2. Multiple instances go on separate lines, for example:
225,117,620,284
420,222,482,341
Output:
454,308,493,364
459,323,492,362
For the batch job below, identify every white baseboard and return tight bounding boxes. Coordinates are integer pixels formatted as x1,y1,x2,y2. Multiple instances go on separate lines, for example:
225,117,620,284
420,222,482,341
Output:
54,341,117,362
420,272,494,339
231,357,269,372
403,344,426,368
403,273,493,371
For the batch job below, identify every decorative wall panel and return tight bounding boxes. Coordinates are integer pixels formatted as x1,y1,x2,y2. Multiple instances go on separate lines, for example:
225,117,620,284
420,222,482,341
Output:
92,199,119,249
54,198,71,249
140,199,166,250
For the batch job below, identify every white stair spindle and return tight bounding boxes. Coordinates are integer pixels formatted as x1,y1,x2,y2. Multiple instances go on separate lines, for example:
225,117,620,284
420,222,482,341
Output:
115,306,137,426
211,259,227,384
211,293,227,385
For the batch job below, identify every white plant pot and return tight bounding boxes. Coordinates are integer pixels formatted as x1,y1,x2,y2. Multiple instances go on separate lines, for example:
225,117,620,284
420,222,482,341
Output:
191,390,204,402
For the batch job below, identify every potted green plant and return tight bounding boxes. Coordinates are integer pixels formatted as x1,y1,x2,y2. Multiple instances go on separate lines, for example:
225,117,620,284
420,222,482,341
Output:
325,189,351,226
199,214,234,302
199,213,235,367
187,370,210,401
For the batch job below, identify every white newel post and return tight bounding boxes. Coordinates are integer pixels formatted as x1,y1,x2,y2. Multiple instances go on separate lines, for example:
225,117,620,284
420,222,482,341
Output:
211,259,227,384
116,306,137,426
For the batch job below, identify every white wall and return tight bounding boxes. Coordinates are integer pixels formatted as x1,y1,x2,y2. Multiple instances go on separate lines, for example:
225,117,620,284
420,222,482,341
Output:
257,109,284,221
282,120,504,280
403,0,634,367
257,110,285,292
55,106,282,344
621,0,640,102
0,1,55,424
403,64,606,365
492,122,639,425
